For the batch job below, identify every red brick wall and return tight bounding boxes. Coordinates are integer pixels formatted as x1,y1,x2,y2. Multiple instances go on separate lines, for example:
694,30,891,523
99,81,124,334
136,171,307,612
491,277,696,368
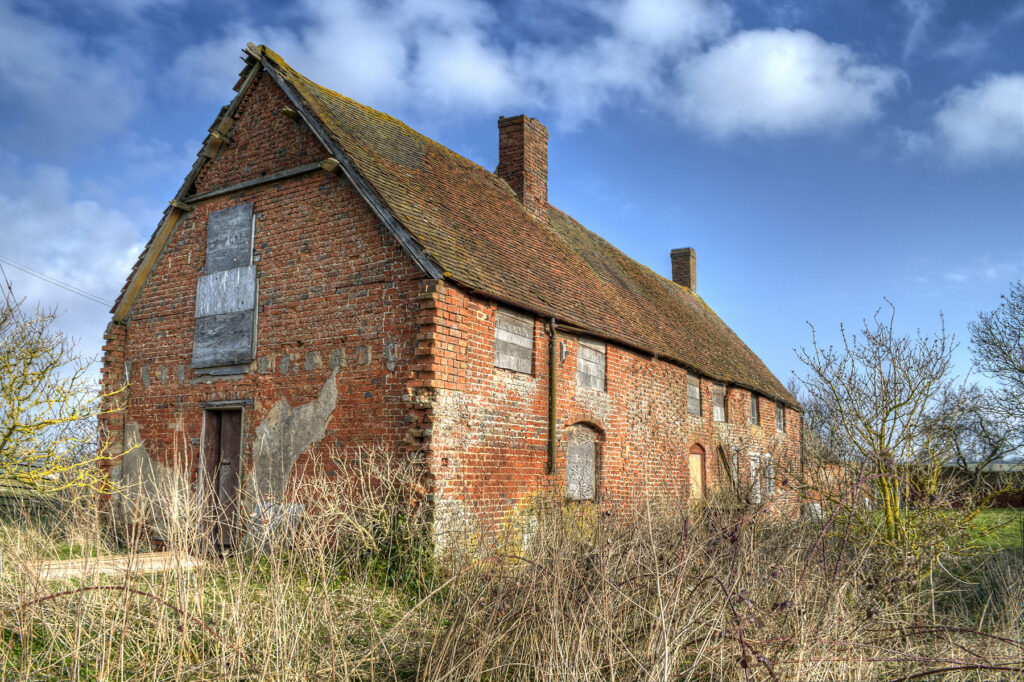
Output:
495,115,548,221
99,322,127,458
104,66,802,544
193,70,324,195
801,460,856,510
418,282,802,542
103,71,428,497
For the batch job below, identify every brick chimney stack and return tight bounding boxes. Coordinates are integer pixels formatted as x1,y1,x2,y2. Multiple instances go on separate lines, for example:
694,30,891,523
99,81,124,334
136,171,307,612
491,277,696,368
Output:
496,115,548,221
671,248,697,292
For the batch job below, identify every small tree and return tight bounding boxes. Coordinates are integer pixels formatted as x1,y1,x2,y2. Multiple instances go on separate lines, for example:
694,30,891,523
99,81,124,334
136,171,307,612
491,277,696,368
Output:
0,287,117,492
796,302,963,572
930,384,1019,494
969,281,1024,455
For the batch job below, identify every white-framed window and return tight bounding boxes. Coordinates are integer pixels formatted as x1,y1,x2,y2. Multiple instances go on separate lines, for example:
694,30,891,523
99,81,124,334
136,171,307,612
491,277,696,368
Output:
713,383,727,422
686,373,701,417
494,307,534,374
776,402,785,432
749,452,775,503
749,393,759,425
576,338,606,391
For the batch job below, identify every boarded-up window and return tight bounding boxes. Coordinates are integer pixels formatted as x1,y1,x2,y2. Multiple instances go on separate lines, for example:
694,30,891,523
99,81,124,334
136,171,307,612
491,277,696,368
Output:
205,202,254,271
689,444,705,500
686,374,701,416
576,338,606,391
192,203,256,370
713,383,726,422
776,402,785,432
494,307,533,374
566,424,598,500
749,393,759,425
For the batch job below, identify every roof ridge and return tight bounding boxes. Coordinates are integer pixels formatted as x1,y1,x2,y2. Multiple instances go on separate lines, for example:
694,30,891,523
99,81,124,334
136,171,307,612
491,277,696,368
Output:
546,203,709,306
257,44,519,197
246,44,798,407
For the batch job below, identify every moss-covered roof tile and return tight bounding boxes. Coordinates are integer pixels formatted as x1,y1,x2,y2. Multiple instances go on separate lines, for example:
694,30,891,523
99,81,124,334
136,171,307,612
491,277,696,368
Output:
259,46,797,407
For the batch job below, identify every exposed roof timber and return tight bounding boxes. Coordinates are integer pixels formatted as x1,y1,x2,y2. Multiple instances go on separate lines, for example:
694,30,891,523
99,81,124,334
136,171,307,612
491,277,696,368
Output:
111,207,187,321
113,45,443,322
111,56,264,321
184,160,329,205
249,44,445,281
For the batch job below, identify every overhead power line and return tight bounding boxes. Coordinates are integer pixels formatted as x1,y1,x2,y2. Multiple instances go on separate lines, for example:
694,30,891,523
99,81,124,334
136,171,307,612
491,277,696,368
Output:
0,255,113,307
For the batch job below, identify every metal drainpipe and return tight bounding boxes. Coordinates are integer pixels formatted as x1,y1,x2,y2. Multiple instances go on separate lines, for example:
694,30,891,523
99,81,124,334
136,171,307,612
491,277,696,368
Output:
548,318,557,475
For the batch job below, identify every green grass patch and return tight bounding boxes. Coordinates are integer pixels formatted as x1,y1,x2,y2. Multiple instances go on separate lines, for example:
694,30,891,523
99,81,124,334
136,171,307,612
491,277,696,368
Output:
970,509,1023,550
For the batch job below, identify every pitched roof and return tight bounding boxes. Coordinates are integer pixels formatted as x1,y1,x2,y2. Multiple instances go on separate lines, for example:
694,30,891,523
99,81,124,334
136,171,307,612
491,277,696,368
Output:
116,44,797,408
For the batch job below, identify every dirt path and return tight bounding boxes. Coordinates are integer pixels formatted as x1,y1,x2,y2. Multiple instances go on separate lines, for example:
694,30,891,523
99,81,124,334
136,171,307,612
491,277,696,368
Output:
32,552,207,580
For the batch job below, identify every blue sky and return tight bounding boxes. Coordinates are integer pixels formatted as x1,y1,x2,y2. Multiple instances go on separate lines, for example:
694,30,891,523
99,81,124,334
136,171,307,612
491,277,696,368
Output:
0,0,1021,388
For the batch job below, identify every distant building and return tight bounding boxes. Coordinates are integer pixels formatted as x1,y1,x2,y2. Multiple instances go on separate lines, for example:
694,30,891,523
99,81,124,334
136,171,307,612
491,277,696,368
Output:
943,461,1024,508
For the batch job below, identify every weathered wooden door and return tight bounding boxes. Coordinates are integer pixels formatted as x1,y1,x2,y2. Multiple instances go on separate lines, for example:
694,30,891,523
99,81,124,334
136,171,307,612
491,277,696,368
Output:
689,445,705,501
201,409,242,549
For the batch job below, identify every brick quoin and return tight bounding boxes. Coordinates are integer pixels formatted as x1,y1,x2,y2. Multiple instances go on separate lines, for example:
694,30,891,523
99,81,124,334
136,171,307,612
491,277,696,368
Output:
103,51,802,546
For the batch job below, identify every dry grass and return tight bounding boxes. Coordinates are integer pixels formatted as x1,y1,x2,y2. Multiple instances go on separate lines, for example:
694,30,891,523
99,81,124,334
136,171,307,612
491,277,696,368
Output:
1,449,1021,680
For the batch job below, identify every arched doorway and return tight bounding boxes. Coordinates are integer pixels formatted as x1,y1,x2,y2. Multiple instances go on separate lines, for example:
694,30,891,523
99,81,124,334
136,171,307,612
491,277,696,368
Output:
689,443,706,501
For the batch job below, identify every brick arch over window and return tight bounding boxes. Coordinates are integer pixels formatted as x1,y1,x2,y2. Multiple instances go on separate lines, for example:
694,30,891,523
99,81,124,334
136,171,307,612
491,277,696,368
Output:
565,423,600,501
563,410,605,433
689,443,706,500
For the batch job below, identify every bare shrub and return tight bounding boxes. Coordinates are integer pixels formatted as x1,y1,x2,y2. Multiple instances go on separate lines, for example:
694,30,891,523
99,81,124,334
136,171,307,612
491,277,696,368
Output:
1,445,1021,680
795,302,994,583
0,287,123,494
420,490,1024,680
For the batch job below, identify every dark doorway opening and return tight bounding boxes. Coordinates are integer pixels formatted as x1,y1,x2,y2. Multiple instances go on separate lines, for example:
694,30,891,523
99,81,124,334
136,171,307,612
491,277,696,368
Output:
201,409,242,551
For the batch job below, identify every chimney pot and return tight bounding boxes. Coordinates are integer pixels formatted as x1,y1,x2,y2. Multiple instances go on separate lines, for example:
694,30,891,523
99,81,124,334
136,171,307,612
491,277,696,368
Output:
671,248,697,292
496,115,548,221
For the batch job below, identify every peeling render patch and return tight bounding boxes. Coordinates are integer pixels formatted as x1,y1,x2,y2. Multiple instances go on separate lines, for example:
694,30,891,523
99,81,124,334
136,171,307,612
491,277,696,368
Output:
109,423,189,538
248,371,338,503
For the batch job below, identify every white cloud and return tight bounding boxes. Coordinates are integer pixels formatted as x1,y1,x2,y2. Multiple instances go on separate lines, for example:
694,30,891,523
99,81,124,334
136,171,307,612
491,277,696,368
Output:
171,1,902,138
83,0,186,16
911,260,1022,288
171,0,740,129
899,0,940,61
0,1,142,153
675,29,903,137
171,0,512,113
174,0,904,139
933,73,1024,163
612,0,732,49
0,152,147,361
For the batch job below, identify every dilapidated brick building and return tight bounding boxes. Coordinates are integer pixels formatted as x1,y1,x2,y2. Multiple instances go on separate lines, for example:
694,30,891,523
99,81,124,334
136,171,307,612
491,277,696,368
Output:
101,44,801,547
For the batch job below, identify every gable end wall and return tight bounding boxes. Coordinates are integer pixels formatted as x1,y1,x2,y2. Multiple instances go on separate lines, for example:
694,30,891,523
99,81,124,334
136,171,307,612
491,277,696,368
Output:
100,71,432,522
